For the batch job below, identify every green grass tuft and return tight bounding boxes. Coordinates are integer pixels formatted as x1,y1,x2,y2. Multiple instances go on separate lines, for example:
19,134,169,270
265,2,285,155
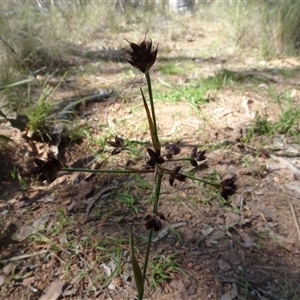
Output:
158,63,186,76
156,71,230,108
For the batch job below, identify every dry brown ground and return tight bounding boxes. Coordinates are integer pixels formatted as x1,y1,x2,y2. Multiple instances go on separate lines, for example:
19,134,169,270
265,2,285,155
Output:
1,12,300,300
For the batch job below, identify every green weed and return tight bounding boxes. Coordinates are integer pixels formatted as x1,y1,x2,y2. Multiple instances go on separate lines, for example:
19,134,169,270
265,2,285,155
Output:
249,229,288,251
239,266,251,299
252,90,300,137
156,72,228,108
115,192,140,214
149,254,186,288
10,166,27,190
273,273,300,300
158,63,186,76
26,85,54,139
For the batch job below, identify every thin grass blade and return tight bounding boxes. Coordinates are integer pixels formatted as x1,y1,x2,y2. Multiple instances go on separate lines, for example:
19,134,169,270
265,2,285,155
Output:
0,78,34,91
140,88,157,150
130,228,144,300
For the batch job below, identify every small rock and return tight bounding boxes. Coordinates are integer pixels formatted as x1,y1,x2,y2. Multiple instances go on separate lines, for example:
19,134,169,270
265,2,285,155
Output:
285,182,300,196
285,243,294,252
225,212,240,226
0,275,7,287
187,285,196,296
15,214,51,242
272,135,286,149
183,214,192,221
206,229,225,246
15,225,35,242
220,283,238,300
201,227,214,236
218,259,231,271
258,83,269,89
193,265,201,271
187,263,194,269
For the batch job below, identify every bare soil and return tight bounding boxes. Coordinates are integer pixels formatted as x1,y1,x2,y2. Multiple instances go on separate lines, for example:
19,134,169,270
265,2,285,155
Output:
1,15,300,300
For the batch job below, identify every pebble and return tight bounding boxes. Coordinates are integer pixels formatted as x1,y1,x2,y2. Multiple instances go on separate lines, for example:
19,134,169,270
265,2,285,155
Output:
193,265,201,271
218,258,231,271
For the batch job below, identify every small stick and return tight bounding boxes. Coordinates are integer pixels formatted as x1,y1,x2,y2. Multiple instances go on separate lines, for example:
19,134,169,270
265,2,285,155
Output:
288,199,300,240
1,250,48,263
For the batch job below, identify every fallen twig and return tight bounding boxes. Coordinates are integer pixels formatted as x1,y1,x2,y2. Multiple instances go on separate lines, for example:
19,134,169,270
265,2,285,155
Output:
153,222,186,242
288,199,300,240
85,186,119,217
1,250,48,263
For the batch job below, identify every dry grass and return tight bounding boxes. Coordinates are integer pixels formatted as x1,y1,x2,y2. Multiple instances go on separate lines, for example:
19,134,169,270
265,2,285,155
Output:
217,0,300,58
1,2,300,300
1,1,300,79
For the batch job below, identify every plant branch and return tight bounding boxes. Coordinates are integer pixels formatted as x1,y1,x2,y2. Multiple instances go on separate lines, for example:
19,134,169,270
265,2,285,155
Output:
185,174,219,188
62,168,152,174
153,172,163,214
163,158,192,162
145,71,160,151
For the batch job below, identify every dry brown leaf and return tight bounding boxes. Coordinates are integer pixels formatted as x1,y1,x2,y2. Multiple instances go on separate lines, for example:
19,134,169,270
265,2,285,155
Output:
39,280,65,300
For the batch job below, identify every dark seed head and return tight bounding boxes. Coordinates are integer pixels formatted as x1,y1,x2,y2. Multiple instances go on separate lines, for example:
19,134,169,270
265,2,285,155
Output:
108,136,126,155
30,152,63,184
165,144,181,156
220,175,237,200
122,38,158,73
145,217,162,232
147,148,165,167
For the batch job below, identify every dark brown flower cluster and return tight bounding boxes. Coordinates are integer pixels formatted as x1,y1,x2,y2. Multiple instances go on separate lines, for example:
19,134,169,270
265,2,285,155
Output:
220,175,237,200
30,152,63,184
122,38,158,73
108,136,126,155
169,166,186,187
190,147,206,167
145,213,166,232
147,148,164,168
107,135,237,198
165,144,181,160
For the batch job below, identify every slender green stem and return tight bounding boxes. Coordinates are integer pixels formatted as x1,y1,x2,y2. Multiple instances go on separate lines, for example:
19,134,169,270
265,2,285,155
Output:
141,69,163,289
125,148,147,159
142,227,153,281
145,71,160,150
153,172,162,214
142,171,162,281
62,168,151,174
163,158,192,162
185,174,220,188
